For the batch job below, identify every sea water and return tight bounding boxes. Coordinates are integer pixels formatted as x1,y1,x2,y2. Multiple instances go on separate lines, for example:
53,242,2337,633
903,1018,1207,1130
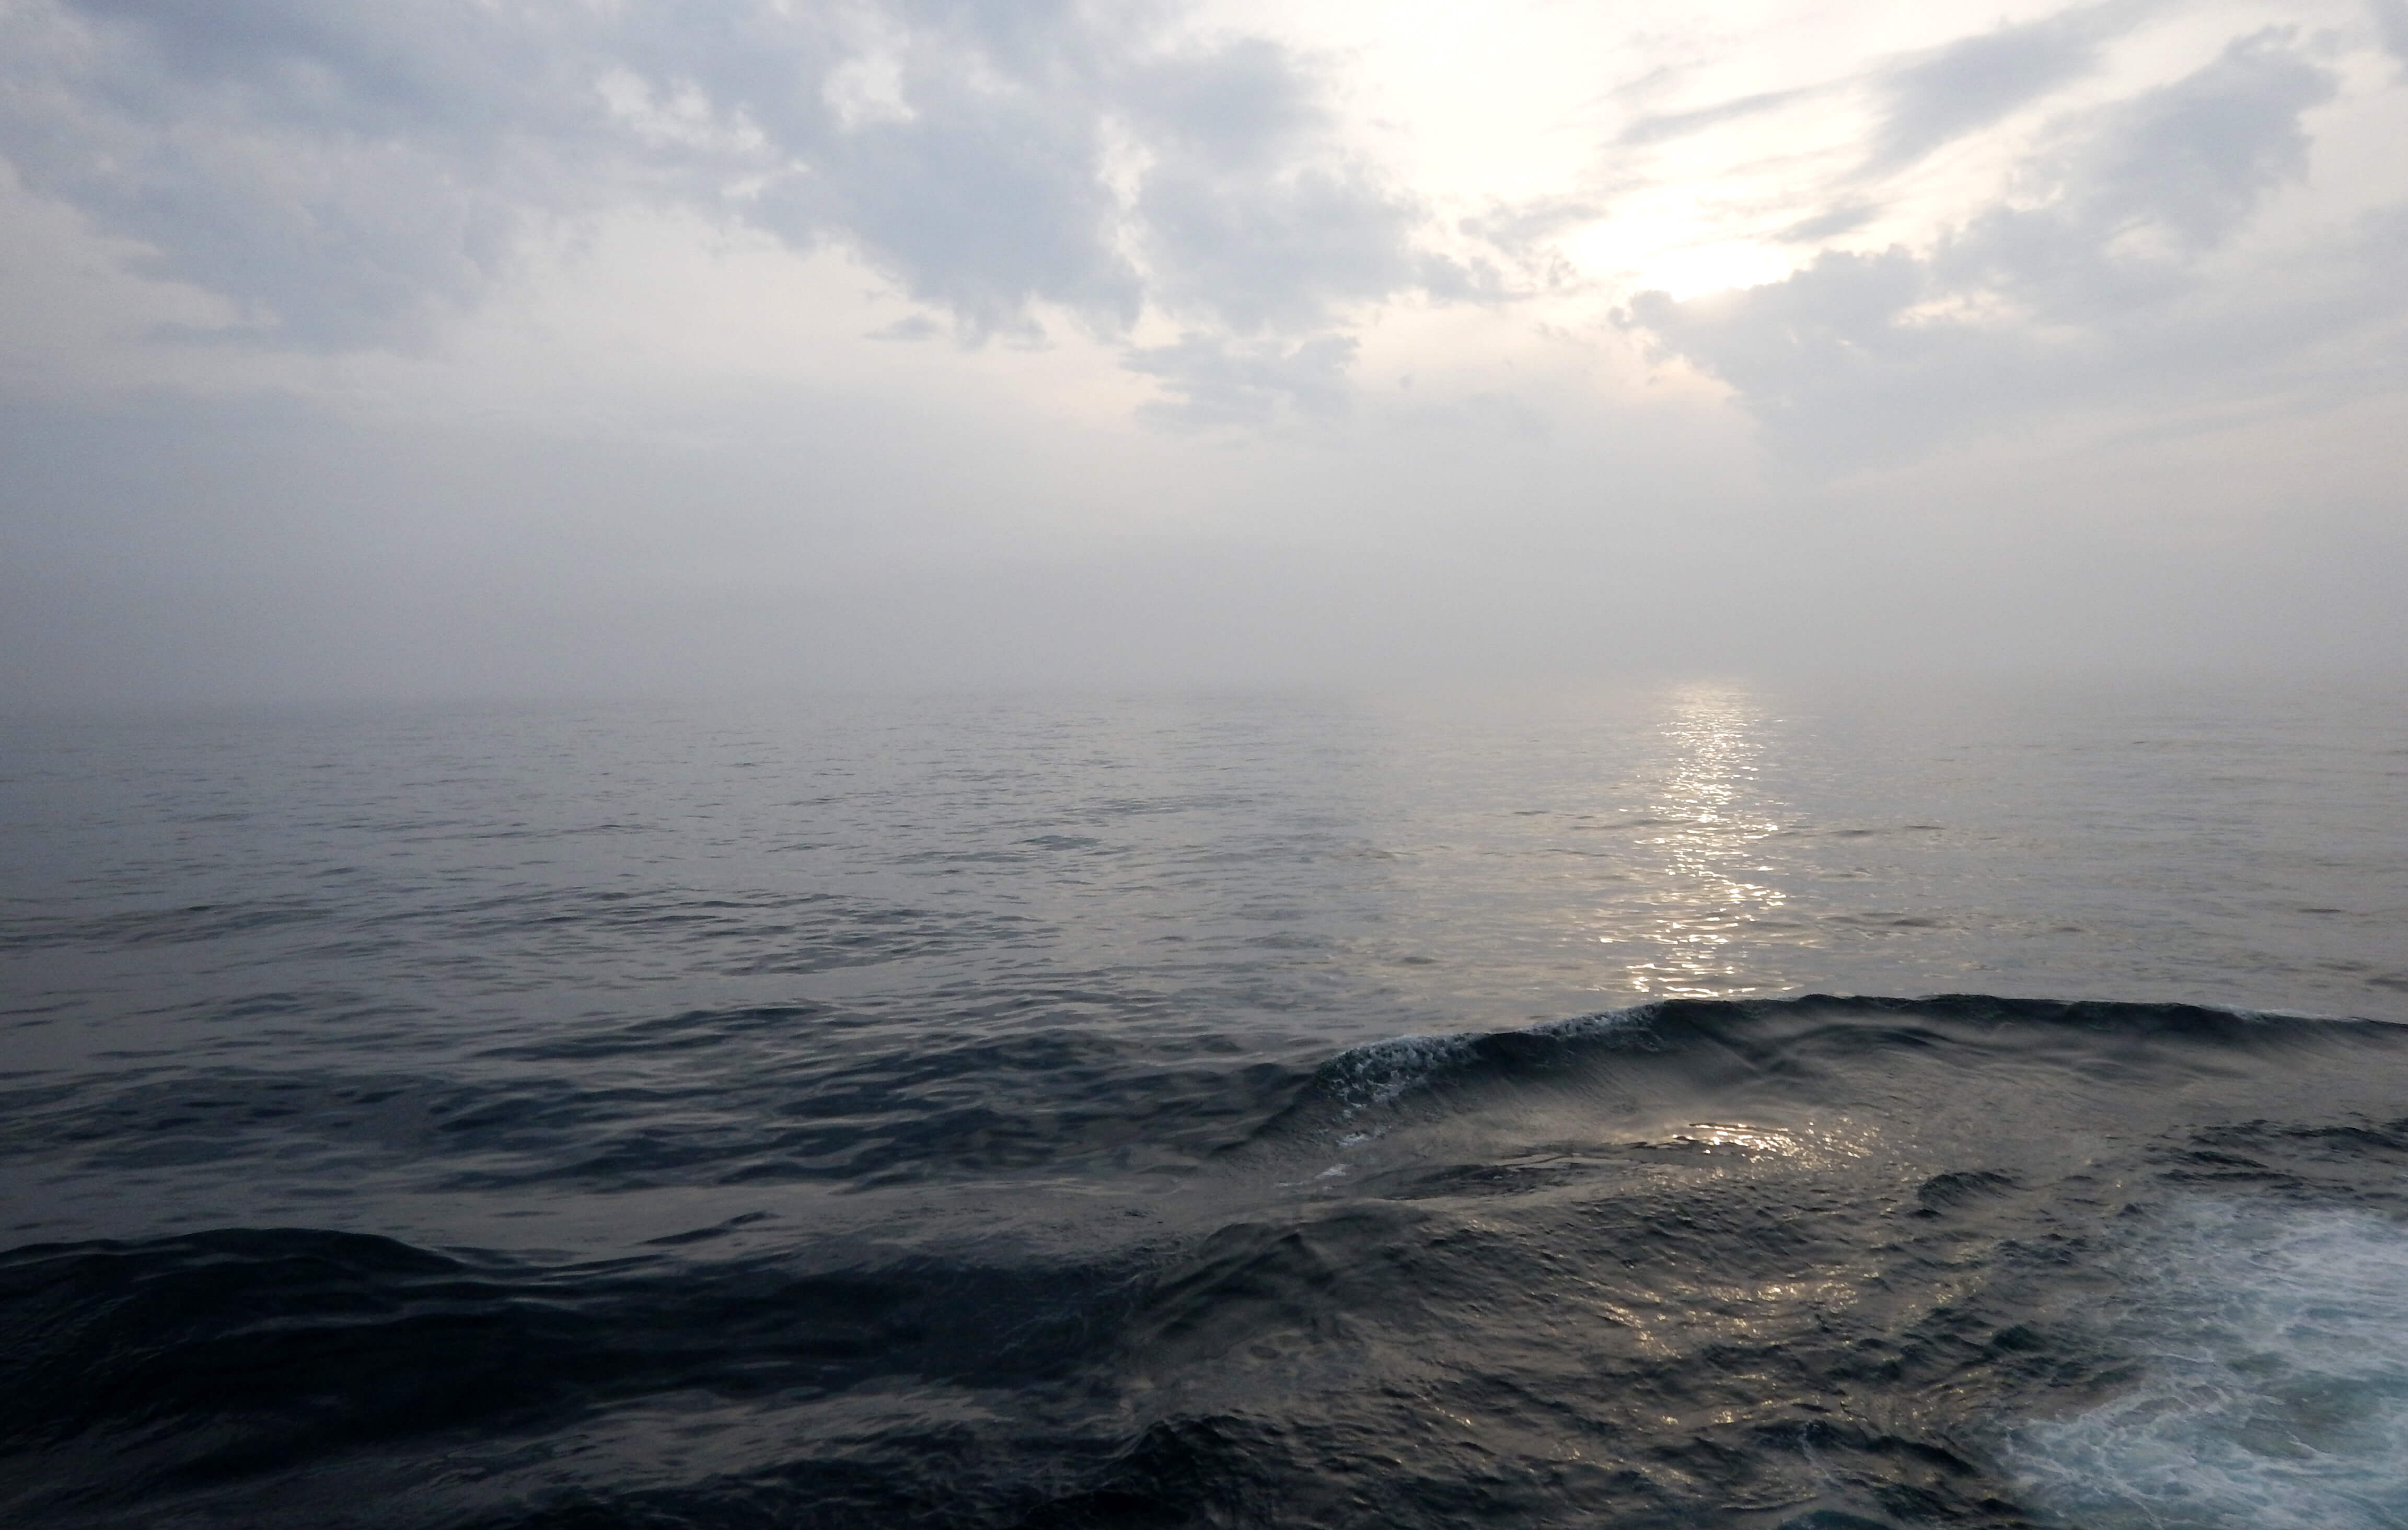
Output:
2,677,2405,1527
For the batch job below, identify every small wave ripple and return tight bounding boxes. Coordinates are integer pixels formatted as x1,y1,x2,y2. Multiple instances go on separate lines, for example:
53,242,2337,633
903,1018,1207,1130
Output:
7,996,2408,1528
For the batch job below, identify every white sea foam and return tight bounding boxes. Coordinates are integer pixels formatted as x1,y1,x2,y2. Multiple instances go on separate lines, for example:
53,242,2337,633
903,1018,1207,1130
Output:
1314,1010,1650,1119
1316,1032,1478,1118
2012,1200,2408,1529
1535,1005,1655,1042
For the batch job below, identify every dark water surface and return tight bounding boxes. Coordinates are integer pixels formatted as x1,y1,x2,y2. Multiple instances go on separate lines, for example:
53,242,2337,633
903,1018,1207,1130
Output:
3,680,2406,1527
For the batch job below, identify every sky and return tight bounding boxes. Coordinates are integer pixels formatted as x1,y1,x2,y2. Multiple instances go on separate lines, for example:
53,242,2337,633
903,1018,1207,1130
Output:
2,0,2404,704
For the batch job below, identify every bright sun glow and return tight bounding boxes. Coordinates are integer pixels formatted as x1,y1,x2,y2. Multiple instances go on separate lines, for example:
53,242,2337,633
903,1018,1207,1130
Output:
1560,223,1800,301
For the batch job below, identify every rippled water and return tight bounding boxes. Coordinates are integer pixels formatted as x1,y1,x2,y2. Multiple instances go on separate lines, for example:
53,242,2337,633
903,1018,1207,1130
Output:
3,678,2405,1527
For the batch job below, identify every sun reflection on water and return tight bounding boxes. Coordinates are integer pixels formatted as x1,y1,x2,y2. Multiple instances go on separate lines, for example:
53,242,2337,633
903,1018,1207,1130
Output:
1613,685,1788,999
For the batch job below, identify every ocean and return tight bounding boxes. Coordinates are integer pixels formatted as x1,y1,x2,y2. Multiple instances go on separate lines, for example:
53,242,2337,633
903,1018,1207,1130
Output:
3,677,2405,1528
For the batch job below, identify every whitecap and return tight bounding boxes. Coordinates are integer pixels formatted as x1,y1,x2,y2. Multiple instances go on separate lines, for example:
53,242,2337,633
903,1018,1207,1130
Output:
2012,1200,2408,1529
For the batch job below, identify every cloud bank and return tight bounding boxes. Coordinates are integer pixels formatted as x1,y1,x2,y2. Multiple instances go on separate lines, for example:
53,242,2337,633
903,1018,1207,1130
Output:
0,0,1452,419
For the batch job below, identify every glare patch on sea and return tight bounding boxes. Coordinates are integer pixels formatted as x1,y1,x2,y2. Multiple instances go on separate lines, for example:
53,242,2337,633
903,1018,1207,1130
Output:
1613,685,1789,1000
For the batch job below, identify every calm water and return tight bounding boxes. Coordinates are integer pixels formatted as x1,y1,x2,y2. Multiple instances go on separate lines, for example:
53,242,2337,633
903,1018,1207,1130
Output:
3,678,2406,1528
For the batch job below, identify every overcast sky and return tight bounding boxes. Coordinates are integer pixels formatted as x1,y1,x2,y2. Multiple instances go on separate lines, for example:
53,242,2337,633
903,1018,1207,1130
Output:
2,0,2403,704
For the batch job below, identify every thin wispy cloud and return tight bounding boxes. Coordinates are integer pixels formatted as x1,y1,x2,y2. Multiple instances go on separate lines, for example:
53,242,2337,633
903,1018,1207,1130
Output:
1861,0,2154,172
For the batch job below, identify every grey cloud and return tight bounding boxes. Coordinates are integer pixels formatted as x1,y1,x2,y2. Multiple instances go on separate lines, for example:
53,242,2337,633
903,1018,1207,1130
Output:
1125,36,1325,168
867,314,944,342
1136,164,1422,333
1624,248,1964,457
1934,31,2335,319
765,108,1144,338
1125,332,1358,428
2373,0,2408,71
1120,39,1428,334
0,1,1437,399
62,0,550,134
1865,2,2148,171
0,1,589,344
1625,32,2359,465
1615,0,2132,166
1616,4,2144,178
632,0,1147,337
2054,30,2332,251
1444,198,1593,298
1777,202,1880,243
1616,85,1826,148
1629,219,2406,471
1458,196,1602,251
1611,4,2149,233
